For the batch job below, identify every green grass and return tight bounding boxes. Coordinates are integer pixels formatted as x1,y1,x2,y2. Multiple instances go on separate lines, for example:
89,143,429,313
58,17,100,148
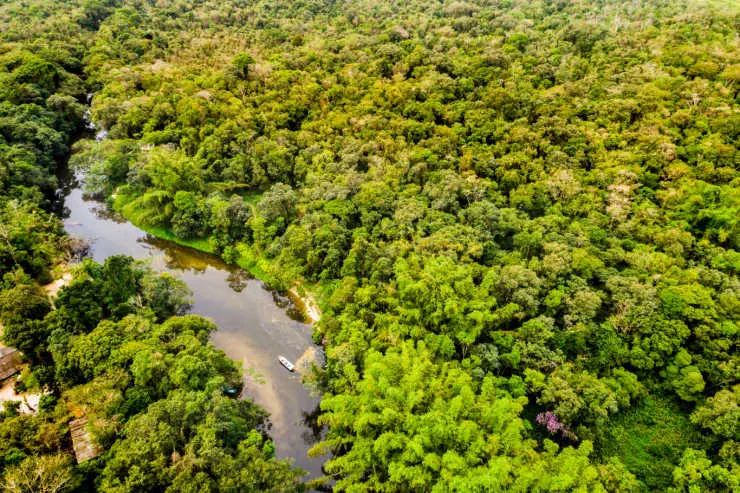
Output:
238,189,263,205
137,223,215,253
232,189,262,216
113,194,216,253
595,394,705,491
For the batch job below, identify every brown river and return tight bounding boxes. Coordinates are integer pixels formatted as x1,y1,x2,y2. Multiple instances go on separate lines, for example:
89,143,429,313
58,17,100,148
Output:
56,171,326,480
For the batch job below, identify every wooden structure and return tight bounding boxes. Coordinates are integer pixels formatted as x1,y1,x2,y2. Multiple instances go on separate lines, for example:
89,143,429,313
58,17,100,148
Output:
0,345,19,381
69,417,103,463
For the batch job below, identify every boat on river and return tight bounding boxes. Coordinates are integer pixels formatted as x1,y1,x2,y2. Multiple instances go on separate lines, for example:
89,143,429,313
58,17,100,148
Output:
222,384,241,397
278,355,295,372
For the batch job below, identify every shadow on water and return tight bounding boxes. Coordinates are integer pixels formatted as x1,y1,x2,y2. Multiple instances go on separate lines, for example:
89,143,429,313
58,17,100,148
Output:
57,165,329,481
301,402,326,446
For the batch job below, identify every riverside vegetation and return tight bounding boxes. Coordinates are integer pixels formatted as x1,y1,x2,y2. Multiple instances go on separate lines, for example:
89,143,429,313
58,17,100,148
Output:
0,0,738,491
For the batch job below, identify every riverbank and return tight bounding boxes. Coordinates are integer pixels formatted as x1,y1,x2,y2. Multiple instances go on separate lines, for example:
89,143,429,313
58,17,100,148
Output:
289,284,321,324
111,199,217,254
111,194,323,326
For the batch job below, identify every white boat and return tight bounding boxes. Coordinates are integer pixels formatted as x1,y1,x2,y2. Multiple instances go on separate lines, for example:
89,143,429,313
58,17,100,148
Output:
278,355,295,372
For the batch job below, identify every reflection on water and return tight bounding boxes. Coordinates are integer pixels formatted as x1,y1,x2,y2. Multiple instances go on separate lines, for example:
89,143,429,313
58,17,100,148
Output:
227,270,251,293
57,172,327,480
272,290,309,323
143,236,229,273
301,403,325,446
91,203,128,223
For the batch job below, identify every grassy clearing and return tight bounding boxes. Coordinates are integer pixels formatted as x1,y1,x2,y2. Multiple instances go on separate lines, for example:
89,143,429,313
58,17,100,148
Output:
238,189,263,205
595,394,704,491
113,194,216,253
138,223,215,253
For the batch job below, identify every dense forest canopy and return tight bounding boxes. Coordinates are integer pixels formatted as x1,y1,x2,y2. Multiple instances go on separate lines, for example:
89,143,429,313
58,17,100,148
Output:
0,0,738,491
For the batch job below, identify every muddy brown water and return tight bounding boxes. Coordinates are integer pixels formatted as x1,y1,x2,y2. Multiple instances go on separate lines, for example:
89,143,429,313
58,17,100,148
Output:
57,174,326,480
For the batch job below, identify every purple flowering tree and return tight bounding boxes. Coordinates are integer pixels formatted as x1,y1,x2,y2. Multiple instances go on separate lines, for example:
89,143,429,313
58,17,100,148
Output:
536,411,578,441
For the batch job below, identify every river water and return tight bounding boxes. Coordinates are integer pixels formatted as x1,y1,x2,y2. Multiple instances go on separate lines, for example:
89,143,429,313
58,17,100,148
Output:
56,171,326,480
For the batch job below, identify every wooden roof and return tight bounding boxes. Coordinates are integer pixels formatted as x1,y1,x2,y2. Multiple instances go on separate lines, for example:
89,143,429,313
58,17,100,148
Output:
0,346,19,381
69,417,103,463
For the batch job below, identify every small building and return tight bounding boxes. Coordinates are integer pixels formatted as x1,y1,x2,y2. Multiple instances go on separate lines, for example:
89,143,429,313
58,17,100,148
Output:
69,417,103,463
0,346,20,381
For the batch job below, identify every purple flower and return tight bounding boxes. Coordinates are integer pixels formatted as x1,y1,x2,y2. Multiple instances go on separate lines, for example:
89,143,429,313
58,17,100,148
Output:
536,411,578,441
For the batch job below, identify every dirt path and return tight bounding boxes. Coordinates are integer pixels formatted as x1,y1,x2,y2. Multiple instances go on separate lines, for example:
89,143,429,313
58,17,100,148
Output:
43,271,73,300
0,378,42,414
